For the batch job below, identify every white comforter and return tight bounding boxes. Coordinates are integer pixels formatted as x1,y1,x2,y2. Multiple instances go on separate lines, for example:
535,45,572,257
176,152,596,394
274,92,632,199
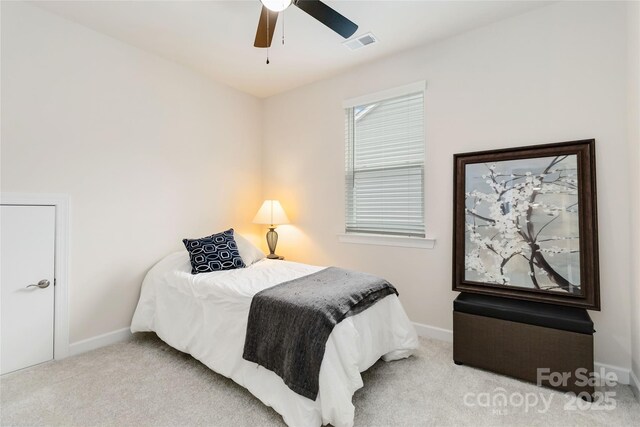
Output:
130,252,419,427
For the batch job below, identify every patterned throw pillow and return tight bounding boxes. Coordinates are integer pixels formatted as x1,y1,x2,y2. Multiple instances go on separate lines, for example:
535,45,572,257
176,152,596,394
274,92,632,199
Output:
182,229,246,274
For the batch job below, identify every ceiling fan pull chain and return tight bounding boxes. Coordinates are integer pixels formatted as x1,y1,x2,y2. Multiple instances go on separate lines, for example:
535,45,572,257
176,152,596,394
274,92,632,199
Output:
266,11,271,64
282,11,285,45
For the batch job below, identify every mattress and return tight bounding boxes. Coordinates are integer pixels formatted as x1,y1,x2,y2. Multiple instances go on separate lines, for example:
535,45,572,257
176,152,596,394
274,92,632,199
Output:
130,251,419,427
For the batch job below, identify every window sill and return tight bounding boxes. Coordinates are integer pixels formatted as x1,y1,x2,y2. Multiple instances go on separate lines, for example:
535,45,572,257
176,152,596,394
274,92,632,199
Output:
337,233,436,249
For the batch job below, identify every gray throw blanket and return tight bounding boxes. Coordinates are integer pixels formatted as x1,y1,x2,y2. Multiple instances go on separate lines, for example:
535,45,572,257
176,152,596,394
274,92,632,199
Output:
242,267,398,400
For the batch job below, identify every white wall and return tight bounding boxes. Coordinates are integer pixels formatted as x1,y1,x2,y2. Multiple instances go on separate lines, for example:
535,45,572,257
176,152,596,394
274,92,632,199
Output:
628,0,640,388
0,2,263,343
262,1,631,369
2,1,636,374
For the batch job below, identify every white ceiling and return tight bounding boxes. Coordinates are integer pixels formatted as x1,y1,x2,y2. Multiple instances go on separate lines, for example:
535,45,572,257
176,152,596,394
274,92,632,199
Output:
33,1,552,98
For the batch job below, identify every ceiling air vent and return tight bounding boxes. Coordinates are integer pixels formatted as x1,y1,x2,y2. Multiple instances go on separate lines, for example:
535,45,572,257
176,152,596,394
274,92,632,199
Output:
343,32,378,51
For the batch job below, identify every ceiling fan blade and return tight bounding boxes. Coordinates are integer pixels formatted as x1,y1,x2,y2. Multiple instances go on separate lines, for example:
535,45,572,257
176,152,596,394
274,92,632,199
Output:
294,0,358,39
254,6,279,48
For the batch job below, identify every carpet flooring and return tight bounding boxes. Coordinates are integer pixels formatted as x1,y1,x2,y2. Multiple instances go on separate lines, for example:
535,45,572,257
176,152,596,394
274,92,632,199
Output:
1,334,639,426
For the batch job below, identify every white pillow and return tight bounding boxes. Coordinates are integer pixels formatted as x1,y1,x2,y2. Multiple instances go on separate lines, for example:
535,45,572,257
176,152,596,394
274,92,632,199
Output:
234,233,266,266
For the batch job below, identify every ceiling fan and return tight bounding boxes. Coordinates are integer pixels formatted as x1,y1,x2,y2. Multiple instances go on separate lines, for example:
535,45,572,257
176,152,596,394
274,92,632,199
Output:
254,0,358,48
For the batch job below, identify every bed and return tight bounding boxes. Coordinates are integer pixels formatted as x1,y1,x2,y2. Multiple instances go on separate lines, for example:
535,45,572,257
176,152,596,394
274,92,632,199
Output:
130,241,419,427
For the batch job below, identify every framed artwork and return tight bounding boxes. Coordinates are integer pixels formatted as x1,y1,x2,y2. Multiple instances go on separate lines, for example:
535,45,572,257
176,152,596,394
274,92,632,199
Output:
453,139,600,310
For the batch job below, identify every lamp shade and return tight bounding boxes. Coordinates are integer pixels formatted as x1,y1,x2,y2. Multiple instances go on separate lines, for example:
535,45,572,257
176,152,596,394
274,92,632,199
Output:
253,200,289,226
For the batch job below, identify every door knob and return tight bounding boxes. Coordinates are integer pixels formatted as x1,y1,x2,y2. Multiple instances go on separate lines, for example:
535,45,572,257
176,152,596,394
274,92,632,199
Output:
26,279,50,289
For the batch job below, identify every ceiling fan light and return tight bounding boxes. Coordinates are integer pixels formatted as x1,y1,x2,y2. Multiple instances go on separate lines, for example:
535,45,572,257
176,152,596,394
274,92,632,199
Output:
260,0,292,12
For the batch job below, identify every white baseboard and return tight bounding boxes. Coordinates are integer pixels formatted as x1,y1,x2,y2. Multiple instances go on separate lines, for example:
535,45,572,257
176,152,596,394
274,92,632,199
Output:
69,327,132,356
412,321,453,343
411,321,631,385
593,362,630,386
630,369,640,400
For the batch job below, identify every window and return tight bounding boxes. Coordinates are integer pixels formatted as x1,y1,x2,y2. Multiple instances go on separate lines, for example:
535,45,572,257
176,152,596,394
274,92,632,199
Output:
344,82,425,238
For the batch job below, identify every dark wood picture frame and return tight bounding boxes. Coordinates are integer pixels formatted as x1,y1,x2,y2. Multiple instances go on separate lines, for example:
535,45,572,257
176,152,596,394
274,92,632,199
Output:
453,139,600,310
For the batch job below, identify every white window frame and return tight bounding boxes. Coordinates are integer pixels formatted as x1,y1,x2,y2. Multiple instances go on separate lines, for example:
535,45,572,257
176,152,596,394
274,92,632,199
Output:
340,81,436,249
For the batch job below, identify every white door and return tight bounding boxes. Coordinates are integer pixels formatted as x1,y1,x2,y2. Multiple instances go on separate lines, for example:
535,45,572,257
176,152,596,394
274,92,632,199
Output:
1,205,55,374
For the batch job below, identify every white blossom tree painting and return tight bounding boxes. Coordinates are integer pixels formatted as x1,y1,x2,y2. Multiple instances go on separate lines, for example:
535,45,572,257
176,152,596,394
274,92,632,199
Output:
454,140,600,309
464,155,581,295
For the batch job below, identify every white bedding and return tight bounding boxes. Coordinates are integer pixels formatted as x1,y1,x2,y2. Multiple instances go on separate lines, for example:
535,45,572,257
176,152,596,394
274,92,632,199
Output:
130,252,419,427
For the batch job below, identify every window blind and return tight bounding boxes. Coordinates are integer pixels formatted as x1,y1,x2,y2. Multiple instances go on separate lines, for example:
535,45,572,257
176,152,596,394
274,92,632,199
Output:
345,90,425,237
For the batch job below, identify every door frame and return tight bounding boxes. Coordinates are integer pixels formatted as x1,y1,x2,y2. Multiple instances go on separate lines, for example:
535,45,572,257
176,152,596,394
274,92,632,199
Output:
1,193,70,359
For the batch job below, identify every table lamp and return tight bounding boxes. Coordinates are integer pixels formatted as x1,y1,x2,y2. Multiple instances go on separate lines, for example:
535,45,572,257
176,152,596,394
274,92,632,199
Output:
253,200,289,259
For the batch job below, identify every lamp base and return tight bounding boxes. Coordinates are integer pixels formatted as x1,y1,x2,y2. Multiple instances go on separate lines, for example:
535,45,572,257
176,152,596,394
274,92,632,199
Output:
266,227,280,259
266,254,283,260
